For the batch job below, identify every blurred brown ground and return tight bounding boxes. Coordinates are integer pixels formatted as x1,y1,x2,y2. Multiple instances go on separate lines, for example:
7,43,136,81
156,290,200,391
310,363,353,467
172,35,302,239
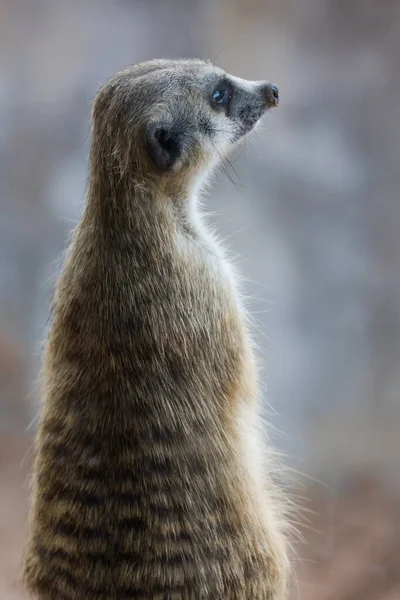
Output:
293,477,400,600
0,436,31,600
1,433,399,600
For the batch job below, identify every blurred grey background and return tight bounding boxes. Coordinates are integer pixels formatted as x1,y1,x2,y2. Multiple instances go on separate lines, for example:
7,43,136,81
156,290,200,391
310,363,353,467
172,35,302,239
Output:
1,1,399,598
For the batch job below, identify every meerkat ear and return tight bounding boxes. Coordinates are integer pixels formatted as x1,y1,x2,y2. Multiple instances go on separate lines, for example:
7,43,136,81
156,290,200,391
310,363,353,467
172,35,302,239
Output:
145,122,182,171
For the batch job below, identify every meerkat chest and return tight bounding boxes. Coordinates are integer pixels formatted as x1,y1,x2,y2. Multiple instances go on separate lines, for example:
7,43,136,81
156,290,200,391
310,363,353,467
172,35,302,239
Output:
164,234,249,380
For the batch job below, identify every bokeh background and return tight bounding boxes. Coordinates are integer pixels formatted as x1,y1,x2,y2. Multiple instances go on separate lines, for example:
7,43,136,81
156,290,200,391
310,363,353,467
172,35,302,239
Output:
1,0,400,598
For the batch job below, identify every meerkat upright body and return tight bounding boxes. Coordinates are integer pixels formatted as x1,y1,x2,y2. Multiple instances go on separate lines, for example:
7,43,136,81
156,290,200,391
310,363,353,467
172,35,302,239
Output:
24,59,288,599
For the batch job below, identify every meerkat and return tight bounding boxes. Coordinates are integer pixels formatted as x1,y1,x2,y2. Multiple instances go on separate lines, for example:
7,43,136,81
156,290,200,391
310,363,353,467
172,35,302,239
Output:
24,58,289,600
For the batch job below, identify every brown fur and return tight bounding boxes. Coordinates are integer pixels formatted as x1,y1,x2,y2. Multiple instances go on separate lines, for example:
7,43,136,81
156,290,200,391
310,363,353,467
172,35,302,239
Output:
24,59,289,599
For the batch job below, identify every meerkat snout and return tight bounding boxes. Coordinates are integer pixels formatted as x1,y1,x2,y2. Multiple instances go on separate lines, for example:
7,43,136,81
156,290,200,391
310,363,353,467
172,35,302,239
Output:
263,82,279,107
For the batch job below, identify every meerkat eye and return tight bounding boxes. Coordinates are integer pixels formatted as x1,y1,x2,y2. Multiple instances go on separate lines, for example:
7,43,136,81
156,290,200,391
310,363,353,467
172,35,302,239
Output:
211,82,232,107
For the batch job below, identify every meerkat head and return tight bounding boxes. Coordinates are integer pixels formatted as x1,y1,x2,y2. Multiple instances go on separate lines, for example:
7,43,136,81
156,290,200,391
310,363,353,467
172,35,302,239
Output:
91,59,279,194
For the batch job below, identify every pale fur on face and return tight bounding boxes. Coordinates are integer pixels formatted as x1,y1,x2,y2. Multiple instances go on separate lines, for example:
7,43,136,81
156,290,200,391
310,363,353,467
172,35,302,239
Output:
91,59,278,194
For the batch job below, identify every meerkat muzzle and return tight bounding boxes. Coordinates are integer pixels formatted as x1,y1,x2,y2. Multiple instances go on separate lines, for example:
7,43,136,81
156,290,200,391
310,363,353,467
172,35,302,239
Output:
263,82,280,108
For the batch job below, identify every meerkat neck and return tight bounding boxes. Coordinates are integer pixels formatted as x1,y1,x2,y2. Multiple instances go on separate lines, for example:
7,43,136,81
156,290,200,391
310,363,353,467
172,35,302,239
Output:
83,166,164,236
84,160,203,243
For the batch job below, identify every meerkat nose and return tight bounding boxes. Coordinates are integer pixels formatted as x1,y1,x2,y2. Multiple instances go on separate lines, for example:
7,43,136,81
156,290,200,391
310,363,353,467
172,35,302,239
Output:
263,83,279,108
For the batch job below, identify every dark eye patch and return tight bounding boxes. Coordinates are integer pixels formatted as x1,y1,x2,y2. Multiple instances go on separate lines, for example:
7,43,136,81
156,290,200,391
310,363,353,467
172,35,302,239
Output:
210,78,233,112
212,88,229,104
